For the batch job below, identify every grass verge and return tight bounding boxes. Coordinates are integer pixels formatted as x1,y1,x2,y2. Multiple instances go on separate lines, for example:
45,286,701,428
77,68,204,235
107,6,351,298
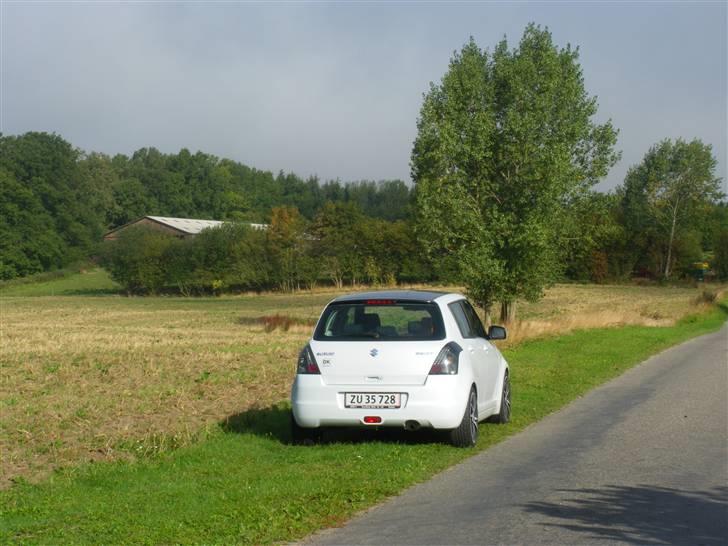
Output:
1,301,725,544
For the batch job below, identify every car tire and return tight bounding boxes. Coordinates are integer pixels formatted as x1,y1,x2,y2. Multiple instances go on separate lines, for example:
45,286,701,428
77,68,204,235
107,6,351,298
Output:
290,412,321,445
449,387,478,447
493,371,511,424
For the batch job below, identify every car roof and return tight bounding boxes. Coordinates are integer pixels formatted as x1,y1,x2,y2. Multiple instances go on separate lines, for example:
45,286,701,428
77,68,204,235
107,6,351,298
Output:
331,290,454,303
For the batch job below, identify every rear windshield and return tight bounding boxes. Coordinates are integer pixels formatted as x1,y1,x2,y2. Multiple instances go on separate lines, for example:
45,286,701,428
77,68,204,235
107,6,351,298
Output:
313,300,446,341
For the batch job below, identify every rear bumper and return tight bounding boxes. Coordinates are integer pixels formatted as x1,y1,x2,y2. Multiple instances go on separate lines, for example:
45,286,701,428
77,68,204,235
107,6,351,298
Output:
291,374,471,429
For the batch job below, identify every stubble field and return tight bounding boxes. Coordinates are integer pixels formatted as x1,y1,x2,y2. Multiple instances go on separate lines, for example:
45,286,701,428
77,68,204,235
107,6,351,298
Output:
0,271,723,487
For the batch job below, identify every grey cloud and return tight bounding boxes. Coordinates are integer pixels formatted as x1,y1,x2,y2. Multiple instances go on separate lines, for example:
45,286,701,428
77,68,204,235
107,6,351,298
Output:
2,2,725,191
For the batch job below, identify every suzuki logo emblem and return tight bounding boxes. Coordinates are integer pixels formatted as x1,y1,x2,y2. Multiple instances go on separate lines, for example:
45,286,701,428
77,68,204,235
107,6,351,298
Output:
369,348,379,357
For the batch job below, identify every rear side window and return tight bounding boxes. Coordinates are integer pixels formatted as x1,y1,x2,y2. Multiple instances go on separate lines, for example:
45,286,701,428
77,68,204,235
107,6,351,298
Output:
449,301,472,338
461,300,487,338
448,300,487,339
313,301,445,341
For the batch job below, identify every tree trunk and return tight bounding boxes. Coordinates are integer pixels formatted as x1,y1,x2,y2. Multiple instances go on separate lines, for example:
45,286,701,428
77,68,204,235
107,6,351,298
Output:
478,301,492,328
499,300,516,324
664,201,679,279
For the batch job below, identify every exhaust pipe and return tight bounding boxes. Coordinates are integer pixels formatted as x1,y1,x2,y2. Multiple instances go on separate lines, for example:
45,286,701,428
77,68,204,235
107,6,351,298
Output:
404,420,421,432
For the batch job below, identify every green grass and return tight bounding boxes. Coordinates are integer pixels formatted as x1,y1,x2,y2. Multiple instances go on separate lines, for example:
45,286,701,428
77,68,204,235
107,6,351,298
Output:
0,268,120,296
2,301,725,544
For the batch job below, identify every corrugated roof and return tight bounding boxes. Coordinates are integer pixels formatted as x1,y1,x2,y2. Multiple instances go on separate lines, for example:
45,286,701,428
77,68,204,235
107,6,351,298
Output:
147,216,225,234
103,216,269,239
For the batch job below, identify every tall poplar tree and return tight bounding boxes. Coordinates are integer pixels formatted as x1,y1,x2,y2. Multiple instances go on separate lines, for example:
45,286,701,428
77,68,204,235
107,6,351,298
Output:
412,25,619,321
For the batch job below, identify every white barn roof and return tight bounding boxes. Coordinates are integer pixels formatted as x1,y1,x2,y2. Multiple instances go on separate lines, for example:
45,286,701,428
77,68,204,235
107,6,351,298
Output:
103,215,268,240
146,216,225,235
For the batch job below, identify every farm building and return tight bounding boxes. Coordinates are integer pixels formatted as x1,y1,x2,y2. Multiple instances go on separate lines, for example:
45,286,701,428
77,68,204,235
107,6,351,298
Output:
103,216,266,241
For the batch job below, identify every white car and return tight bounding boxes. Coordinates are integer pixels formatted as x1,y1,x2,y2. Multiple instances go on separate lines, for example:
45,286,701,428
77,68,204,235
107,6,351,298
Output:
290,290,511,447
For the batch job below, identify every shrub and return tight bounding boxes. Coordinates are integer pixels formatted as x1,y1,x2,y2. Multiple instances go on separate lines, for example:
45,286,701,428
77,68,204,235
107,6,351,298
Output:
100,213,436,295
694,289,717,305
101,227,176,294
589,250,609,284
713,229,728,280
102,223,275,295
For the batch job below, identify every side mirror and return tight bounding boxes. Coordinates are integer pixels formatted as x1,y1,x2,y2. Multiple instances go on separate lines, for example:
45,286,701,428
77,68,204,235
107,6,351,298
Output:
487,325,507,340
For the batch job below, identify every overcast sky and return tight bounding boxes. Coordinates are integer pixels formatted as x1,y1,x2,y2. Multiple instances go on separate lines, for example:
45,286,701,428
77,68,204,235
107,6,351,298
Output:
2,1,726,192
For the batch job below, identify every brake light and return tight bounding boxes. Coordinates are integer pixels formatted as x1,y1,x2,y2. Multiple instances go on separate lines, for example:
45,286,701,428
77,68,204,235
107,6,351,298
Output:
296,345,321,374
366,299,395,305
429,342,462,375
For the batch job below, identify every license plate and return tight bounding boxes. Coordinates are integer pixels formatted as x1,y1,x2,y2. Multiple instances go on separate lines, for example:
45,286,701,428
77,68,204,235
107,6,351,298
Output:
345,392,401,409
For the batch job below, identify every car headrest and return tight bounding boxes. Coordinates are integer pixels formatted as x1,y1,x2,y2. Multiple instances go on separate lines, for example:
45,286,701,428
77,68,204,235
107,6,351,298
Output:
420,317,433,334
361,313,381,331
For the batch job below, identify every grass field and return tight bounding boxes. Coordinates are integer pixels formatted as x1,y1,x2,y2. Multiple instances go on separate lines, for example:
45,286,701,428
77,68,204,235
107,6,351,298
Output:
0,272,726,543
0,267,120,297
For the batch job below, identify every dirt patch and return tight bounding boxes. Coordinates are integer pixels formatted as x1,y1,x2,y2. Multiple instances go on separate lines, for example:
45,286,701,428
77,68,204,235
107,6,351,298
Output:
238,314,316,332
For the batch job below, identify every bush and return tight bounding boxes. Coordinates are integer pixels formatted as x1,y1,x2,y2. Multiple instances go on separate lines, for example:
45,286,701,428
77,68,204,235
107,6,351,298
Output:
189,223,271,292
99,210,437,295
713,229,728,280
694,289,717,305
101,224,272,295
589,250,609,284
101,227,175,294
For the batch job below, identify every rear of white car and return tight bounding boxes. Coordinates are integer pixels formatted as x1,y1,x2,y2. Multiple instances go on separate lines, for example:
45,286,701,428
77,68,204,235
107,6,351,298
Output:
290,290,510,447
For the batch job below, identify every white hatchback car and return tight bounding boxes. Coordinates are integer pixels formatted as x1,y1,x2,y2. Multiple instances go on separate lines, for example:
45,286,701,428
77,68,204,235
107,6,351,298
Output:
290,290,511,447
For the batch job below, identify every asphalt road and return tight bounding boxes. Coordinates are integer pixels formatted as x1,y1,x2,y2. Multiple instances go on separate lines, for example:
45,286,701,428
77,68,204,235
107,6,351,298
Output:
307,324,728,545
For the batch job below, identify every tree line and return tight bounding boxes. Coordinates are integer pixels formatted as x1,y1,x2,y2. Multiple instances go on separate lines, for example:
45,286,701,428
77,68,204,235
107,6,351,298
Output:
2,128,725,295
2,25,726,303
0,131,412,280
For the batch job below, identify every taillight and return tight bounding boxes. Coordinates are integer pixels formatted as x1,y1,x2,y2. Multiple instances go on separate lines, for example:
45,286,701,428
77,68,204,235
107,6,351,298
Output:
296,344,321,374
429,342,462,375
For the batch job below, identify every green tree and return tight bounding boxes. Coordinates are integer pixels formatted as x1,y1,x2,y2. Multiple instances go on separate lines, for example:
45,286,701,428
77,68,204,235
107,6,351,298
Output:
267,206,310,291
621,139,723,279
100,226,175,294
714,228,728,280
703,203,727,280
77,152,122,229
561,191,623,282
110,177,156,227
0,168,66,278
411,26,619,321
187,223,270,293
311,202,368,287
0,132,105,274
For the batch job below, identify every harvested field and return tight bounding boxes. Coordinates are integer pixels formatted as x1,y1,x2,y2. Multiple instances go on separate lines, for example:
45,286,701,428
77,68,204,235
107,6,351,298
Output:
0,280,723,486
506,283,726,344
